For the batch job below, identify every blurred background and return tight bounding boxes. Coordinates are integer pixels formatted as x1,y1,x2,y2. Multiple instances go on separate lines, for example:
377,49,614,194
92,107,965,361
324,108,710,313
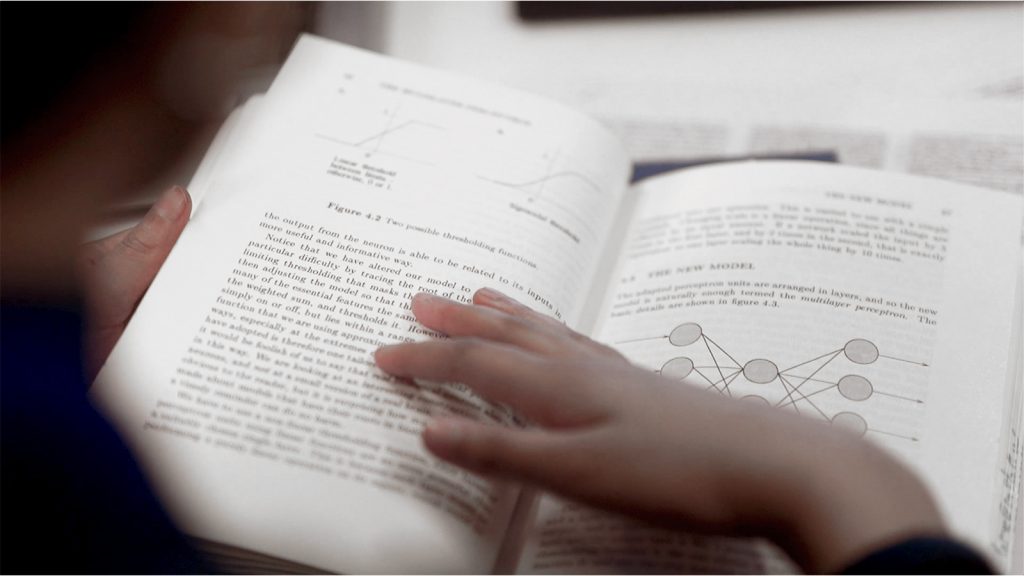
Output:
322,2,1022,189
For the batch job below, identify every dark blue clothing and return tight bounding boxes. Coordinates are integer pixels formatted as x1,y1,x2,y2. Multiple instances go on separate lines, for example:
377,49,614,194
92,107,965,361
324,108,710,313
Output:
1,304,210,573
841,536,994,574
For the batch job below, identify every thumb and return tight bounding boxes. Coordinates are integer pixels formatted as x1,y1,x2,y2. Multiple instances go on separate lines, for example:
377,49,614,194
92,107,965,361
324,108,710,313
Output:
82,186,191,379
101,185,192,307
84,185,191,311
116,185,191,266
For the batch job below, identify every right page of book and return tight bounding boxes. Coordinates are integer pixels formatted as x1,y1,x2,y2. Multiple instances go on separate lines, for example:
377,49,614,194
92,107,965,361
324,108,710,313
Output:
516,160,1022,573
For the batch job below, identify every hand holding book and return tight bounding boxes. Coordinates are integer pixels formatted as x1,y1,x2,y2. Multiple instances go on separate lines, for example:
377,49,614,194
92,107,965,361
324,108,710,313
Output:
79,186,192,381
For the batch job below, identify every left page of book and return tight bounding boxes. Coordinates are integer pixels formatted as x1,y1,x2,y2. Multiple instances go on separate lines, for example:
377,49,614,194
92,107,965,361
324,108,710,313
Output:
92,36,631,574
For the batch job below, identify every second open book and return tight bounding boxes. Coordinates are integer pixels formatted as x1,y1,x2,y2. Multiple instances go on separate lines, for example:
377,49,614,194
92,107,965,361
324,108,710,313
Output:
92,35,1022,573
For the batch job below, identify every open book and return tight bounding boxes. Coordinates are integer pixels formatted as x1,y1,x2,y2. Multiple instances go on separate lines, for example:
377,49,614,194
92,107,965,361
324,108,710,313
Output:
92,35,1023,574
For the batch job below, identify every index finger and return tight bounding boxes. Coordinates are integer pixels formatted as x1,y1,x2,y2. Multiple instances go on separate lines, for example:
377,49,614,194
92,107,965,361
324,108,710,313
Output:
410,292,582,358
374,338,611,428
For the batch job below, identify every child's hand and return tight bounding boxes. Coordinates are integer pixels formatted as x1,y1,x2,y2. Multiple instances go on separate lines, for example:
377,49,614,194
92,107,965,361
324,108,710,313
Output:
374,289,946,572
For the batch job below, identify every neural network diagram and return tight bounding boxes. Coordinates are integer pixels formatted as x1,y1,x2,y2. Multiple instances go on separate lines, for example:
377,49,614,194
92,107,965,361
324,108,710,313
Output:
620,322,927,441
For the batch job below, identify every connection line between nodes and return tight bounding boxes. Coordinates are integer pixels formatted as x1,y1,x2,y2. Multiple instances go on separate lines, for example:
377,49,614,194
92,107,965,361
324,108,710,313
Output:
692,367,723,392
691,367,718,389
701,369,742,393
616,335,668,345
778,374,828,419
781,376,837,386
651,321,932,442
702,335,732,397
867,428,919,442
723,370,743,392
776,375,803,416
704,370,743,393
878,354,929,366
873,390,925,404
703,334,744,369
778,383,838,409
776,349,843,408
779,348,844,374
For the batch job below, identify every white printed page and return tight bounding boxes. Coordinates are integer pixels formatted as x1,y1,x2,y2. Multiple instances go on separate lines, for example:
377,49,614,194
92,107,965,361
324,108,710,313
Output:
92,37,630,574
259,35,631,325
518,161,1022,573
519,497,795,574
998,267,1023,572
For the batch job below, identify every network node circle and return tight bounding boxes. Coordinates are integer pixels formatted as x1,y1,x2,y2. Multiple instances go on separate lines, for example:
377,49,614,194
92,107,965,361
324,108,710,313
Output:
669,323,703,347
743,359,779,384
661,357,695,380
837,374,873,401
742,395,770,406
831,411,868,437
844,339,879,364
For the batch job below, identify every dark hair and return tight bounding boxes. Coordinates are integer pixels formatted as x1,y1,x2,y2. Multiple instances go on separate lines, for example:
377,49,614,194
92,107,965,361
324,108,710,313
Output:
1,3,154,145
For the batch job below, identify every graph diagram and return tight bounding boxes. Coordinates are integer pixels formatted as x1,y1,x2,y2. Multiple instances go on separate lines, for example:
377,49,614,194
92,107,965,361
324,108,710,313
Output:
620,322,927,441
313,71,613,238
313,74,451,165
472,145,611,236
315,117,444,164
477,170,605,200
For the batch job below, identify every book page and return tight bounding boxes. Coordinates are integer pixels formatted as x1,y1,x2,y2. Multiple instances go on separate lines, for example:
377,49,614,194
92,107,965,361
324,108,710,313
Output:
997,268,1023,572
517,161,1021,573
92,36,630,574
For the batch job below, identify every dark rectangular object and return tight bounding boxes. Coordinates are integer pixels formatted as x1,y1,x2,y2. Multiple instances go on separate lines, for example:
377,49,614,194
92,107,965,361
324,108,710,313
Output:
519,2,837,21
631,151,838,183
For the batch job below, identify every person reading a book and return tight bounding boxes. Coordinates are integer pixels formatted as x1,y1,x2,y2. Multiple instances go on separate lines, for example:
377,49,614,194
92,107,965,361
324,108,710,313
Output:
1,5,998,574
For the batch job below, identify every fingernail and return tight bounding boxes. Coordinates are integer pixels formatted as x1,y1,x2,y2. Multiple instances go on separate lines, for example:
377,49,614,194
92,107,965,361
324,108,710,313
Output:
477,287,511,303
413,292,443,305
154,186,188,220
373,345,396,362
425,419,463,448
